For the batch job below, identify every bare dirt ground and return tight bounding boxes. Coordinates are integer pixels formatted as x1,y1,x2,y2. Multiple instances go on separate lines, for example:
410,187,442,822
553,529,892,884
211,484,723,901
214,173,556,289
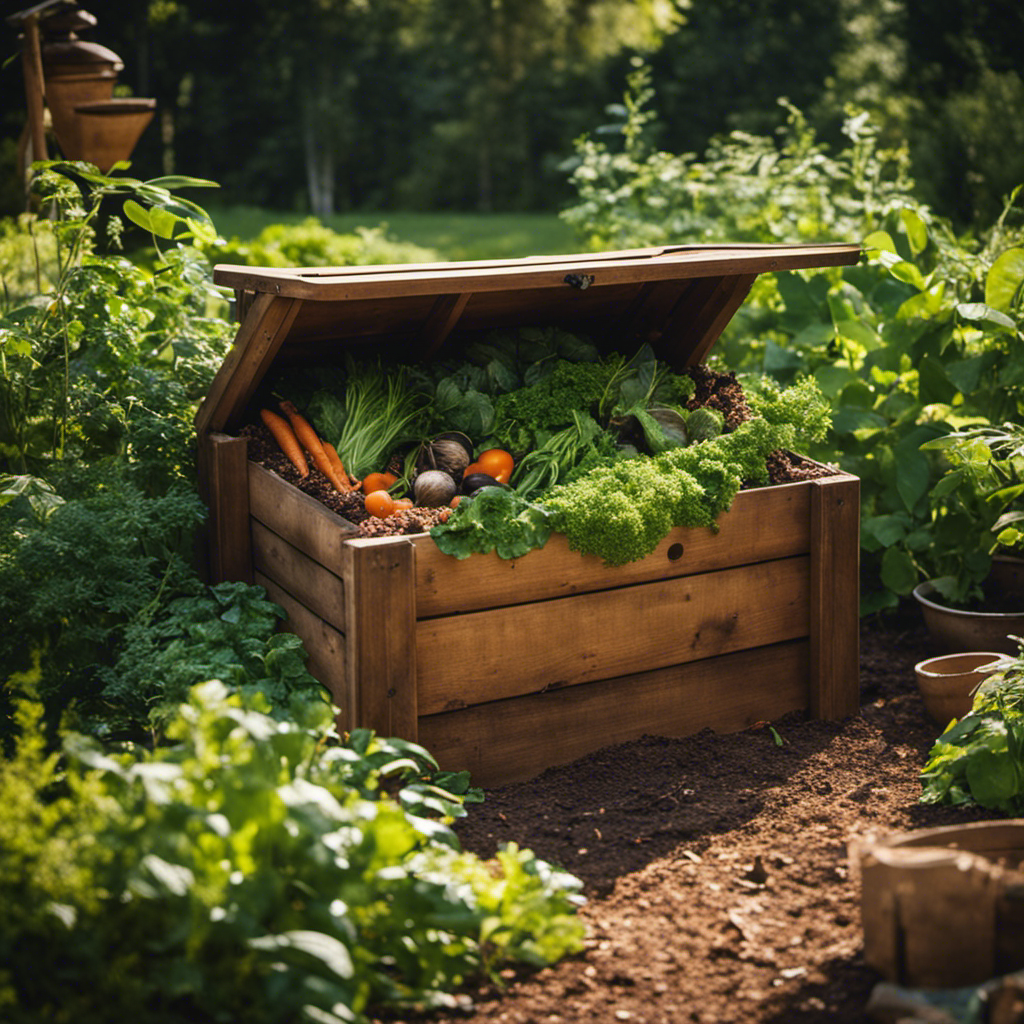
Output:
411,609,997,1024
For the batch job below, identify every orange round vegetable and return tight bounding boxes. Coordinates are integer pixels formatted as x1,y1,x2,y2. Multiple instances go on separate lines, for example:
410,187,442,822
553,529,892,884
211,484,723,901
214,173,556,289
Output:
364,490,397,518
393,497,414,511
462,461,484,478
476,448,514,479
362,471,398,495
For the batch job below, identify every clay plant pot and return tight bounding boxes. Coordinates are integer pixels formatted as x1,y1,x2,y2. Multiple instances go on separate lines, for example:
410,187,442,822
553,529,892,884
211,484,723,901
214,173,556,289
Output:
44,72,117,158
913,651,1004,725
912,580,1024,655
71,98,157,173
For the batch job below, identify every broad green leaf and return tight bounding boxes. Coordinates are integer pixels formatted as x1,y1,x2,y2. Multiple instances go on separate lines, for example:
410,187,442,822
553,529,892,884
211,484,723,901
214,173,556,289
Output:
122,198,153,233
955,302,1016,331
862,513,910,548
813,364,860,399
863,229,897,254
888,260,926,289
900,208,929,255
834,318,880,350
881,546,919,595
918,354,957,406
966,747,1020,811
985,247,1024,312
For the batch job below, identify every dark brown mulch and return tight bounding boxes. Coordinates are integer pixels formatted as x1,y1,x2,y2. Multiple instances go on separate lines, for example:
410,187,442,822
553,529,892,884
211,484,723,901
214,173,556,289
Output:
376,609,998,1024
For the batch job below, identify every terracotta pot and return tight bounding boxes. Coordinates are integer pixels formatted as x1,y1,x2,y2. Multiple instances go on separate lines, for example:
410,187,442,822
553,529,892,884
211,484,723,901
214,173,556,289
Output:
71,98,157,172
913,651,1004,725
912,580,1024,655
44,73,117,158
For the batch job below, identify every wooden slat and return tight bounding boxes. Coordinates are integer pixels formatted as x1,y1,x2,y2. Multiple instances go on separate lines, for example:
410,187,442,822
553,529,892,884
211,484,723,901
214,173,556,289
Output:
194,292,302,435
418,640,809,786
212,243,861,301
419,292,472,358
341,537,418,740
411,480,811,618
415,556,810,715
198,432,252,584
809,473,861,718
251,520,346,633
256,571,349,726
669,273,758,367
248,461,357,575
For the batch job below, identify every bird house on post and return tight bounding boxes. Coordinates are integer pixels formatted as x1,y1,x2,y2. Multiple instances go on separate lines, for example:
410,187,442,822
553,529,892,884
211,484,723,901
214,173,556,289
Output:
8,0,156,183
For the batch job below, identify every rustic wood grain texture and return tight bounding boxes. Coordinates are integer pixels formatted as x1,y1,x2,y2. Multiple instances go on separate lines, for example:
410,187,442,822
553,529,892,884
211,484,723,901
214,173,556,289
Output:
415,556,810,715
669,273,758,367
248,461,357,575
212,243,861,301
412,481,811,618
809,473,861,718
194,292,302,435
419,292,472,358
341,536,418,740
255,570,349,725
198,432,252,584
417,640,809,786
251,519,346,632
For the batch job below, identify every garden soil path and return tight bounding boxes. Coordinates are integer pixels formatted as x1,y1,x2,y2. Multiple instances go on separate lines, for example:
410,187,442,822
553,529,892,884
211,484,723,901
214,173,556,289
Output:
395,610,1000,1024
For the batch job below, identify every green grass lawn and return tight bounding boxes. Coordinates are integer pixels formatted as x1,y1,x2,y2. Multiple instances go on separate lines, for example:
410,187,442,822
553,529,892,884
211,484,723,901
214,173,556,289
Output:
204,205,579,261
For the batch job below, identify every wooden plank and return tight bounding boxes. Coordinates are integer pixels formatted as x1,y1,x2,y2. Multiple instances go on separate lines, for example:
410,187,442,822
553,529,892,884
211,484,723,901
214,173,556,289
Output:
418,640,810,786
809,473,861,718
412,480,811,618
341,536,418,740
416,556,810,715
212,243,861,301
256,571,349,728
251,519,346,633
198,432,252,584
419,292,472,359
666,273,758,367
248,461,357,575
194,293,302,435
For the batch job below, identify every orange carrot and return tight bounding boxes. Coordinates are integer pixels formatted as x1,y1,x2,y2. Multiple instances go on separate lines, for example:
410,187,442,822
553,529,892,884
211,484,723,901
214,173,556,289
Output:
322,442,360,490
261,408,308,478
279,400,351,492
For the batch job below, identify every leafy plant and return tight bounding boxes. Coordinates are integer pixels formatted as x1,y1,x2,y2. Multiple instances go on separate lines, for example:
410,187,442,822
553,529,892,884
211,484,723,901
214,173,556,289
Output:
431,487,553,560
0,681,584,1024
920,643,1024,813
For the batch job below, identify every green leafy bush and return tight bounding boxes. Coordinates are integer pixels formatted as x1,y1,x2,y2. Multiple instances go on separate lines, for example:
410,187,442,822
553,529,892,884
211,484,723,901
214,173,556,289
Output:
0,682,584,1024
204,217,440,268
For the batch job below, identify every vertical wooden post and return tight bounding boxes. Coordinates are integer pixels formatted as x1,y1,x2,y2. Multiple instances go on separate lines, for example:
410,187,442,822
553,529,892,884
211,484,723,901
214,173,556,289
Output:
198,432,253,584
21,14,47,169
809,472,861,718
341,537,418,741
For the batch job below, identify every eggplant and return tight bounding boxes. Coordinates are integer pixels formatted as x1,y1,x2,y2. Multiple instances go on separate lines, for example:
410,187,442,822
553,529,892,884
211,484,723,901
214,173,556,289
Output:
461,471,503,494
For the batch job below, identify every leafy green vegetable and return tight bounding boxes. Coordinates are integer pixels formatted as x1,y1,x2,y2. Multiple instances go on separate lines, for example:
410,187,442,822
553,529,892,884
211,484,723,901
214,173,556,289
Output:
430,487,552,560
543,416,788,566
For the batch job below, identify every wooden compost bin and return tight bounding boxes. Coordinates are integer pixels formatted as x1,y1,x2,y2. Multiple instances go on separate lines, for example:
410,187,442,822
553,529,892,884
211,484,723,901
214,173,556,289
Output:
196,243,862,786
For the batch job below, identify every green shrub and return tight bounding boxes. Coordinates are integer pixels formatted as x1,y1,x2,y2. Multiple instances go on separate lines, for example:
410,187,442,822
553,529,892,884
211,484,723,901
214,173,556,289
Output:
0,682,584,1024
205,217,440,268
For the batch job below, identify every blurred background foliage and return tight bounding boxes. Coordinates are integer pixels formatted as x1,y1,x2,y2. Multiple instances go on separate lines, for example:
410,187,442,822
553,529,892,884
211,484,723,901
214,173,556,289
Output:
2,0,1022,234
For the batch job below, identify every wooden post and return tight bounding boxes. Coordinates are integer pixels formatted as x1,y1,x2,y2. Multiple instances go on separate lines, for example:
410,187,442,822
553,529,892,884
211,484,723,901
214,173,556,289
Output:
341,537,418,741
809,473,860,718
198,432,253,585
20,14,47,170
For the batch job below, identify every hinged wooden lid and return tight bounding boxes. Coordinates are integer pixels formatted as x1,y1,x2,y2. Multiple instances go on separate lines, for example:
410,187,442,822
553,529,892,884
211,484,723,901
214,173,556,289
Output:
198,241,860,435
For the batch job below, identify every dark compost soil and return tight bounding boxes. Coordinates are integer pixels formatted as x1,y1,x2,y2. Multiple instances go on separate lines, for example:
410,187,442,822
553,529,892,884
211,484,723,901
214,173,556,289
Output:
393,612,998,1024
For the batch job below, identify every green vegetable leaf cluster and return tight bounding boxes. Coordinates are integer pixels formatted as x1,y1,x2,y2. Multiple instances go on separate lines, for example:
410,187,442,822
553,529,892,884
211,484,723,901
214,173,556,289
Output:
543,416,789,566
430,487,552,560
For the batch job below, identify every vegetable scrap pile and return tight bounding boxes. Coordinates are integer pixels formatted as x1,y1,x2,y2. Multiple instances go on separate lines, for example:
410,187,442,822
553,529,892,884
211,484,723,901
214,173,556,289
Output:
246,327,837,565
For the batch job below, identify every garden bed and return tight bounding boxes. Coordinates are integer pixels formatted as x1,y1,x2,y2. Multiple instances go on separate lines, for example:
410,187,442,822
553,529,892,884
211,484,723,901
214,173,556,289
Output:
388,609,999,1024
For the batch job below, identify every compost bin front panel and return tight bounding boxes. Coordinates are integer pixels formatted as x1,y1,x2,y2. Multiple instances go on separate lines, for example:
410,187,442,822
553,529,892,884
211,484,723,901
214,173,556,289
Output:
197,242,862,786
